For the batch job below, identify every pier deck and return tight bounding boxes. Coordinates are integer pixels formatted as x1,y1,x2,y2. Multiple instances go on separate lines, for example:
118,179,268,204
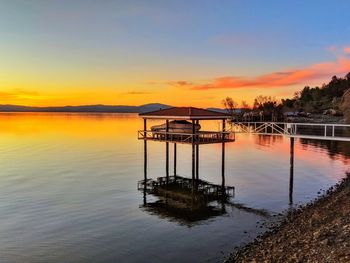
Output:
138,130,235,144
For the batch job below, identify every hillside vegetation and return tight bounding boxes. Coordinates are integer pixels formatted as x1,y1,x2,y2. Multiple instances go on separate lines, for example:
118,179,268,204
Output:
285,73,350,113
223,73,350,122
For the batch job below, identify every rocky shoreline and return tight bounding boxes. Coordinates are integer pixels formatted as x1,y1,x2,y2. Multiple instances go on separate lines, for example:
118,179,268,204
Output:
226,174,350,263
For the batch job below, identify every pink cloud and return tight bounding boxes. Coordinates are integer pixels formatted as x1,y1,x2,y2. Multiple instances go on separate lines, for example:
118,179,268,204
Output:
326,45,337,53
192,54,350,90
344,46,350,54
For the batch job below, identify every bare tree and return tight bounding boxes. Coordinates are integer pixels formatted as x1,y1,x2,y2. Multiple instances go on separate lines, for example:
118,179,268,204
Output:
221,97,238,119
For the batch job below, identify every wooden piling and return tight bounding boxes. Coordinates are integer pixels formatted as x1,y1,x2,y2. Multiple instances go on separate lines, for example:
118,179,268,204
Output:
166,120,169,184
174,143,177,179
289,137,294,204
222,119,226,190
195,144,199,180
143,119,147,182
192,120,195,181
195,120,199,180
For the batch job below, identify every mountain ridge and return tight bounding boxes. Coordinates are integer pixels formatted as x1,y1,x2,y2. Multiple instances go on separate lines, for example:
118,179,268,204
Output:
0,103,172,113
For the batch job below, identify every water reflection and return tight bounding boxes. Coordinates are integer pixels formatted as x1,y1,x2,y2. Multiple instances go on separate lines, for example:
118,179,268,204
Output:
139,175,232,226
138,131,298,225
141,190,226,226
300,138,350,162
139,175,272,226
0,113,349,263
255,134,283,147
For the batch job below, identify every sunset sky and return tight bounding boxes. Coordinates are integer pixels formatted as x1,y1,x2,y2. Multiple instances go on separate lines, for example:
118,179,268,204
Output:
1,0,350,107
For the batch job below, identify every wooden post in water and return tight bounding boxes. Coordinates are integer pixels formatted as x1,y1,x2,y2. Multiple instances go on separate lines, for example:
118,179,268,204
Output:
143,119,147,182
221,119,226,191
143,118,148,205
192,120,196,181
166,120,169,184
195,120,199,180
289,137,294,205
174,143,177,179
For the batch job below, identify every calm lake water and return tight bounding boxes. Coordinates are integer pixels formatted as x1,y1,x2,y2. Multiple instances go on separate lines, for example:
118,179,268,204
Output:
0,113,349,263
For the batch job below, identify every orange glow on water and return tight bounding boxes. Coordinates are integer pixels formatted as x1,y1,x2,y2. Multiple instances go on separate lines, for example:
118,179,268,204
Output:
0,112,139,134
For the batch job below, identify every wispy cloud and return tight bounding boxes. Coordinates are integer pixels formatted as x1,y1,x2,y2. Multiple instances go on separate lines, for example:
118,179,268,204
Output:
210,32,274,48
147,80,193,87
167,81,193,87
122,90,152,95
0,89,41,101
191,48,350,90
0,91,18,100
326,45,337,53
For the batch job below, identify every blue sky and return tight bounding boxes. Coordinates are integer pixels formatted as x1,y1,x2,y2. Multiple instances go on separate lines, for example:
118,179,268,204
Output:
0,0,350,106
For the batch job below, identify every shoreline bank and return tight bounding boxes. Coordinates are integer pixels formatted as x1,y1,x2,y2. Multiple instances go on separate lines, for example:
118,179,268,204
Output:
226,173,350,263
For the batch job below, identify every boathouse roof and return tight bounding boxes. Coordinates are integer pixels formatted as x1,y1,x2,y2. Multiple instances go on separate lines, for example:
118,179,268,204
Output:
139,107,230,120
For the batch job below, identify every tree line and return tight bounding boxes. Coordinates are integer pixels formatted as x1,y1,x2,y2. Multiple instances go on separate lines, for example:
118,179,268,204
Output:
222,72,350,121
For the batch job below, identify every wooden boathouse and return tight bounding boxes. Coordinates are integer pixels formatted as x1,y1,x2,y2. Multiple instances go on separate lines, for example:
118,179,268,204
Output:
138,107,235,192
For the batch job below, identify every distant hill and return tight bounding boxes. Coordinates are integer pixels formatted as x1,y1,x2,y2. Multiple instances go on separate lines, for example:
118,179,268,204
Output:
0,103,230,114
0,103,171,113
138,103,171,113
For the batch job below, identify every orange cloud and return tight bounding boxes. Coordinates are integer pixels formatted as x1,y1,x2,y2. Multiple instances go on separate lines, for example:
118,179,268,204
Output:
0,91,18,100
0,89,42,101
191,52,350,90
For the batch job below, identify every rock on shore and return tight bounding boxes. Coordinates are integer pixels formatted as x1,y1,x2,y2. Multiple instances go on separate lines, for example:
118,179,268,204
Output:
226,174,350,263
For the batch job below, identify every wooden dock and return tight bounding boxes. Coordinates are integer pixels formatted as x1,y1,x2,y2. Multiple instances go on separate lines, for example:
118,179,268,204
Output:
139,107,235,183
232,122,350,141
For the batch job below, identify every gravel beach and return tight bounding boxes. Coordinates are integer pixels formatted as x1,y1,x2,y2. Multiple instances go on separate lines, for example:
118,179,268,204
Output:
226,173,350,263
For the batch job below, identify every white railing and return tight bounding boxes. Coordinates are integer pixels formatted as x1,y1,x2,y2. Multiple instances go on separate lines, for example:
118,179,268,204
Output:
138,130,235,143
232,122,350,141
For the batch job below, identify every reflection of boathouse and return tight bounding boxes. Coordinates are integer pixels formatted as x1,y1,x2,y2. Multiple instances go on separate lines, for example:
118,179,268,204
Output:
138,175,233,226
137,107,236,224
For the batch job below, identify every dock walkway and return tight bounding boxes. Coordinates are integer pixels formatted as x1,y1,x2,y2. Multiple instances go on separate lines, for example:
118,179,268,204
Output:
232,122,350,141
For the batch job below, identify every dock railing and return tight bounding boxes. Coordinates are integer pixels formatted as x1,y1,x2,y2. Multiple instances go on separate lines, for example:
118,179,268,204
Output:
138,130,235,144
232,122,350,141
